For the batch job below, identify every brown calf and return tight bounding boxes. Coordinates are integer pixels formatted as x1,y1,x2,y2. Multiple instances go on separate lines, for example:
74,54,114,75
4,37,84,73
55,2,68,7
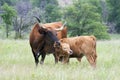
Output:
54,42,73,64
57,36,97,68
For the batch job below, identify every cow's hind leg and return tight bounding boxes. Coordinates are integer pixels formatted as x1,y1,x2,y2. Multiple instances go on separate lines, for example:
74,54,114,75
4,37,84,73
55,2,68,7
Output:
32,49,39,66
40,51,46,64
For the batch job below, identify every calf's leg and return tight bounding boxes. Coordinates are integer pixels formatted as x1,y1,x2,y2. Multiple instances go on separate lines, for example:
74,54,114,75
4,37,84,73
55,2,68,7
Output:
63,55,69,64
53,53,59,64
77,54,84,62
86,54,96,68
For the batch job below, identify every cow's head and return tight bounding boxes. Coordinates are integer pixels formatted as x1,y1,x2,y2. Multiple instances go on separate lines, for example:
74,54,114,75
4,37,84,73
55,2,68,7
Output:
38,24,60,44
54,41,73,55
38,22,66,44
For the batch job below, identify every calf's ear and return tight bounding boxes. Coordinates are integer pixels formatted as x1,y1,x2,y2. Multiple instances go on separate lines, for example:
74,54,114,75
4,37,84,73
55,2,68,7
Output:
60,39,63,42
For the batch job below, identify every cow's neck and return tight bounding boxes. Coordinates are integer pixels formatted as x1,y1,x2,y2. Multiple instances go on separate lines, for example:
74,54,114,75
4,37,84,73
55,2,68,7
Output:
44,41,55,53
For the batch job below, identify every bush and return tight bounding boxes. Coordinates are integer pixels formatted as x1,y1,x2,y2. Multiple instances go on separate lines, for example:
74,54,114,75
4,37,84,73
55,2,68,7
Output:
63,0,110,40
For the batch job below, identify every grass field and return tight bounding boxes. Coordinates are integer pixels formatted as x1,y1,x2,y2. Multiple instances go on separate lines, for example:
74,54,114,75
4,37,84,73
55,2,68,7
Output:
0,35,120,80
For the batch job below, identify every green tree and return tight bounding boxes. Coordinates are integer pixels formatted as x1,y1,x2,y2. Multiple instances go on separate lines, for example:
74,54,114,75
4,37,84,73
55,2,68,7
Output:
64,0,110,39
0,0,12,6
44,0,61,22
0,3,17,38
107,0,120,33
45,4,61,22
30,0,41,8
31,0,61,23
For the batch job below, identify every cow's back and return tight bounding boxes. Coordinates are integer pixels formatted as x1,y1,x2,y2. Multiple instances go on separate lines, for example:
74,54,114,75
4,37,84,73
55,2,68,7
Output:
43,22,63,28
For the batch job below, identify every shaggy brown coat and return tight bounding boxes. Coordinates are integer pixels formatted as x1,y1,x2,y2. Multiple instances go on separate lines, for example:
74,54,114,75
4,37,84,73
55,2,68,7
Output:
59,36,97,68
54,42,73,64
29,22,67,66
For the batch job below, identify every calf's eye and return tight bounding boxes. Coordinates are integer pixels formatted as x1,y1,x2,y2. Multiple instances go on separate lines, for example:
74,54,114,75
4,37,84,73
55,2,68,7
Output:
63,48,67,50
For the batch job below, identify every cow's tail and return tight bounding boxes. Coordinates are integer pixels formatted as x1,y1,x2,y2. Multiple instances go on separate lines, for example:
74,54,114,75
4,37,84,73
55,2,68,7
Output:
90,35,96,51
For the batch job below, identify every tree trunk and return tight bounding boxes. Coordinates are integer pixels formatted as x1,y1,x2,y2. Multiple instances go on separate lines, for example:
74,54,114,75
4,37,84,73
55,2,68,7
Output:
6,24,9,38
13,16,23,39
19,16,23,38
100,0,108,24
13,17,19,39
15,31,21,39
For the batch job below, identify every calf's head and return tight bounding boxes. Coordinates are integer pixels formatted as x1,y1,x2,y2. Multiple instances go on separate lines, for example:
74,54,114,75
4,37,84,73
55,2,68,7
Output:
54,41,73,55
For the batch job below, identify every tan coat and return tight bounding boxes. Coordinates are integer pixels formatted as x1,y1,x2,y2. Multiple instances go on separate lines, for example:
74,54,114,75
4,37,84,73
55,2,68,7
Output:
60,36,97,68
54,42,73,63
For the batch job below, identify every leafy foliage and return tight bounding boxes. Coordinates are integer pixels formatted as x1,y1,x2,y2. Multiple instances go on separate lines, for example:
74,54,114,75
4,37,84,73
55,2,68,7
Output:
1,3,16,25
0,0,12,6
1,0,119,39
63,0,110,39
44,4,62,22
30,0,61,23
107,0,120,33
0,3,17,38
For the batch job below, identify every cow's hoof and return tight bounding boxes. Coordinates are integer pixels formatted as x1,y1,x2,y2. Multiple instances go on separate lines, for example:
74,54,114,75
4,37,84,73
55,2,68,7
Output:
40,61,44,64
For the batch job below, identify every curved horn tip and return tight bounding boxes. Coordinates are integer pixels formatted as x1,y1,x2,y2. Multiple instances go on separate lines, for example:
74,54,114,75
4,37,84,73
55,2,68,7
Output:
64,21,67,25
33,16,41,23
55,21,67,31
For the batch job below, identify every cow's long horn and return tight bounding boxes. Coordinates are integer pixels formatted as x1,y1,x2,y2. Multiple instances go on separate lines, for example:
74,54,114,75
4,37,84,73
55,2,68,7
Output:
33,16,41,23
55,21,67,31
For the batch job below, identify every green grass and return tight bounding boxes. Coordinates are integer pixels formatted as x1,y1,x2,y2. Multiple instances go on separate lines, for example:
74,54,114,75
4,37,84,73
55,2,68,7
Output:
0,38,120,80
110,34,120,40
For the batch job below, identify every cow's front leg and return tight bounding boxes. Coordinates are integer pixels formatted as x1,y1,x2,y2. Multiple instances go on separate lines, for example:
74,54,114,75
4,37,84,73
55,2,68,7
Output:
40,51,46,64
32,49,39,66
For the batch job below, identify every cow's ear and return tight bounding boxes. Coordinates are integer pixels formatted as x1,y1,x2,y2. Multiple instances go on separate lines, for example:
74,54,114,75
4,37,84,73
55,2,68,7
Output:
38,28,45,34
38,27,47,34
